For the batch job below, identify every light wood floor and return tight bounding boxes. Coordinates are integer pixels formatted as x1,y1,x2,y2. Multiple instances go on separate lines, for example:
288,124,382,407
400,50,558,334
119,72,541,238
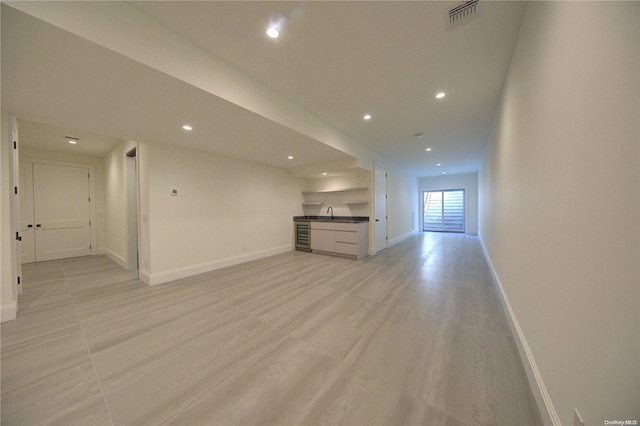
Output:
1,232,542,425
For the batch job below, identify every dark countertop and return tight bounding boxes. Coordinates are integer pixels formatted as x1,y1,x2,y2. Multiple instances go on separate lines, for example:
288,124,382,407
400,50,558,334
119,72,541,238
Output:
294,216,369,223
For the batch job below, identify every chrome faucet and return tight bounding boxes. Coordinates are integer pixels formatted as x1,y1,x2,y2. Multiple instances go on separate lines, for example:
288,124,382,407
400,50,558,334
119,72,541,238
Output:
326,206,334,220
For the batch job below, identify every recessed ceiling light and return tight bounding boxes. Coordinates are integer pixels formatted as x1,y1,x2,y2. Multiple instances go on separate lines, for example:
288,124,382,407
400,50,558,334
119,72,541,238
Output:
437,163,442,166
322,172,327,176
426,148,432,152
442,172,447,175
436,92,446,99
182,125,192,131
287,156,294,160
64,135,80,144
363,114,372,120
266,27,279,39
414,133,423,138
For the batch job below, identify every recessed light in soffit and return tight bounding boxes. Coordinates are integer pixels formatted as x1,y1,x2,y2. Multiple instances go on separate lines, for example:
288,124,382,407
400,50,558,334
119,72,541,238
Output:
65,135,80,145
267,27,279,39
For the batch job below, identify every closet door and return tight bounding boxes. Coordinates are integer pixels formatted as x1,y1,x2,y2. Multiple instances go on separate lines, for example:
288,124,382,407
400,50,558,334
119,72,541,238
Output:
18,162,35,263
33,163,91,261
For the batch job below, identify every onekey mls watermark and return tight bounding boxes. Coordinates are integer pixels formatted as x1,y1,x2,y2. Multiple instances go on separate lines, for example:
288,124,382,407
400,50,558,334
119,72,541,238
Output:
604,421,638,425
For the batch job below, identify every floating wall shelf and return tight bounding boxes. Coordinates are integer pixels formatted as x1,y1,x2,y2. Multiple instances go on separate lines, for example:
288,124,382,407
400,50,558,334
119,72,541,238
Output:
302,187,368,195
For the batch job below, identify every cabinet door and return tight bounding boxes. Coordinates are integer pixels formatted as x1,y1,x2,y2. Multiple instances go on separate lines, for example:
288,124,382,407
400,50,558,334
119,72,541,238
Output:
335,231,358,243
311,229,323,251
322,230,336,252
335,242,358,256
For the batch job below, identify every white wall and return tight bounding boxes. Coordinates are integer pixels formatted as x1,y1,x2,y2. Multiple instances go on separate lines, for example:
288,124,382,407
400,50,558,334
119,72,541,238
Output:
303,169,371,219
419,172,478,235
479,2,639,425
146,142,305,285
137,141,151,282
103,140,130,267
386,163,419,244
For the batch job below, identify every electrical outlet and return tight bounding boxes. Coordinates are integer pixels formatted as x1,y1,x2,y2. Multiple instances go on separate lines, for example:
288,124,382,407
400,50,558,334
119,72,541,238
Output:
574,409,585,426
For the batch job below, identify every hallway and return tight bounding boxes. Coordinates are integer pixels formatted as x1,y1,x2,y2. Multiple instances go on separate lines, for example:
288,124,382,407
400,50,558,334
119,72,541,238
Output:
1,233,542,425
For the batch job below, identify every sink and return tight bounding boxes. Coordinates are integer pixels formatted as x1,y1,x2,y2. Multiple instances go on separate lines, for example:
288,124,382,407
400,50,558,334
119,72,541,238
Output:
293,216,368,223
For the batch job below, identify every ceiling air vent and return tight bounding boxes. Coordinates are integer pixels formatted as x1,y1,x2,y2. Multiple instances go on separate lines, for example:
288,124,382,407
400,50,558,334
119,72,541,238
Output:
445,0,482,31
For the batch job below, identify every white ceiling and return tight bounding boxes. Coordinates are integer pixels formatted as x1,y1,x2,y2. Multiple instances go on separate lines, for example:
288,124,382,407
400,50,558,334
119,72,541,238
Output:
2,1,527,178
17,119,122,158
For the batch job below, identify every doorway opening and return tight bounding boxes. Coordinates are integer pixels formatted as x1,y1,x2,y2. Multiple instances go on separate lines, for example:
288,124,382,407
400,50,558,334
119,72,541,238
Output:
422,189,465,233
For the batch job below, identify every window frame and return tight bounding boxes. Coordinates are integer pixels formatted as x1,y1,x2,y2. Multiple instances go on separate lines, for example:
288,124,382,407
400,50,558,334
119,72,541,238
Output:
421,188,465,233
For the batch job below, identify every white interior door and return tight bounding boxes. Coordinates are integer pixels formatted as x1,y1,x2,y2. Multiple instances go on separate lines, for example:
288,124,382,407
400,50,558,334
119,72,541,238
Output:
18,162,35,263
374,165,387,253
33,163,91,261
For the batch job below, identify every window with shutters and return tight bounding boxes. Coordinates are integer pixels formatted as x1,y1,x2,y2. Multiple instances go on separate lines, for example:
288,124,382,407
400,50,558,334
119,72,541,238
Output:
423,189,465,232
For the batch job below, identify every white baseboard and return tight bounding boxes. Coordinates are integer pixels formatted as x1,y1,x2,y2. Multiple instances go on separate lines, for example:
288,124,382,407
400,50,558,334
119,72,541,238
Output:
147,245,292,286
104,248,127,269
478,235,560,426
389,229,419,247
1,300,17,323
139,269,151,285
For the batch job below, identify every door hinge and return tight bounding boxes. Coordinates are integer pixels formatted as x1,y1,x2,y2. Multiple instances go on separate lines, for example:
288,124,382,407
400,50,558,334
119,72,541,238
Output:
13,141,17,149
90,245,92,250
14,186,18,195
89,221,91,226
15,232,21,241
17,276,21,285
88,197,91,202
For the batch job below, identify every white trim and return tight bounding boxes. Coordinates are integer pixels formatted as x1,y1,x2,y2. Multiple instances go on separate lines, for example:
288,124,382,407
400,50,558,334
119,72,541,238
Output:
478,235,561,426
147,245,292,286
1,300,17,323
139,269,151,285
104,247,127,269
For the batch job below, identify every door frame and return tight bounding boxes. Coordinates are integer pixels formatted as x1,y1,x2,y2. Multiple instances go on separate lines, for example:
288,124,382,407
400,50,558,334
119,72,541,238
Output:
373,163,388,254
124,142,140,272
11,117,22,296
21,158,97,258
